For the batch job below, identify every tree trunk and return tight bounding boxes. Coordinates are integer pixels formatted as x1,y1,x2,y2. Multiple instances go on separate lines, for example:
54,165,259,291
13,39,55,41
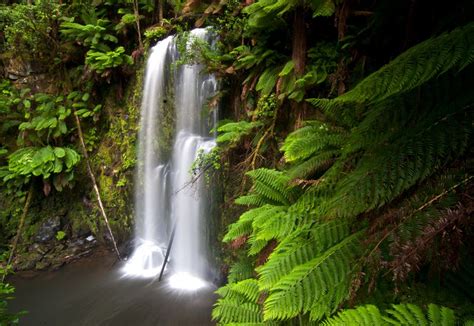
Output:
290,7,307,129
133,0,143,50
292,7,307,77
154,0,164,25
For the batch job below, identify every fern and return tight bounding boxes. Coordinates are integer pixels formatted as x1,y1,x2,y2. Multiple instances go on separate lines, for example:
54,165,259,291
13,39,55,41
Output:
286,149,338,180
236,169,301,207
322,304,462,326
309,22,474,113
213,279,263,324
217,120,263,145
214,20,474,326
224,205,273,243
244,0,335,30
262,231,363,321
257,219,351,290
281,121,347,163
228,258,255,283
303,68,474,219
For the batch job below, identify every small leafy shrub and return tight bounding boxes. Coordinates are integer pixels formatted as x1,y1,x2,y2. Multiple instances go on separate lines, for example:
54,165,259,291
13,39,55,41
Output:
85,46,133,74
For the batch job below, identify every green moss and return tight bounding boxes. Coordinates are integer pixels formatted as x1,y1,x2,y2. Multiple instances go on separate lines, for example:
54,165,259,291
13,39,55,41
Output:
86,55,147,241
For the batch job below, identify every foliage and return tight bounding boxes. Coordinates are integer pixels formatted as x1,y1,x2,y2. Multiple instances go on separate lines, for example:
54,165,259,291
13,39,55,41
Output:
243,0,336,31
216,120,263,145
0,1,62,62
311,22,474,119
1,146,81,192
85,46,133,74
60,9,134,76
321,303,470,326
0,255,22,325
144,26,168,42
55,230,66,241
190,147,221,181
60,18,118,52
214,21,474,325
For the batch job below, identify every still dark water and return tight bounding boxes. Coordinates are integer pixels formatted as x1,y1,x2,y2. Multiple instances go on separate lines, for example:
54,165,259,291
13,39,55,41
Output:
9,251,217,326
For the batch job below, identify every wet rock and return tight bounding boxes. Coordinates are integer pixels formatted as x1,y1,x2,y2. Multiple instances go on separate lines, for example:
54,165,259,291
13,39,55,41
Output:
34,216,61,243
30,243,53,255
35,260,51,271
15,252,44,271
75,225,91,238
118,239,134,258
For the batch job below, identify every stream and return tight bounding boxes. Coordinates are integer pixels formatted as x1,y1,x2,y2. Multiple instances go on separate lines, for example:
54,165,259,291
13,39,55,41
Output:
9,250,216,326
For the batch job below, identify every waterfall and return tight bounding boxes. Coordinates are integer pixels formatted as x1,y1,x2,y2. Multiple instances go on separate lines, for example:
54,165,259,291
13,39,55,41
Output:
123,29,218,289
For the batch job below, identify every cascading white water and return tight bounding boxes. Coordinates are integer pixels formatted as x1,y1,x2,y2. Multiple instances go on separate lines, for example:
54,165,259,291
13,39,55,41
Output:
123,29,217,290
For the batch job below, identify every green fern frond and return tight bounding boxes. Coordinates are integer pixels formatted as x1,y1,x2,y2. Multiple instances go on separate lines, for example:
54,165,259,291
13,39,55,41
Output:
213,302,263,324
321,304,384,326
235,194,271,206
243,168,302,206
309,22,474,112
228,258,255,284
217,120,263,144
213,279,263,324
247,205,289,255
224,206,270,243
322,303,461,326
257,219,351,290
310,0,336,17
287,149,339,180
262,230,363,321
281,121,346,163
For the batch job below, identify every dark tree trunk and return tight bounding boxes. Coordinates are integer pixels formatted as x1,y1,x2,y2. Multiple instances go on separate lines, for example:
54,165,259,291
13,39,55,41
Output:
290,7,307,129
292,7,307,77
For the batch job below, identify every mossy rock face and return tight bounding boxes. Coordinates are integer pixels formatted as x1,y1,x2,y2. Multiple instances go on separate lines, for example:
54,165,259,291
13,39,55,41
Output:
89,60,146,242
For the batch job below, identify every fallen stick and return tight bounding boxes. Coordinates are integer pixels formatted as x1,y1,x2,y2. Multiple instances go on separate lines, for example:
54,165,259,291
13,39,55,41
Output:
73,109,122,261
158,223,177,282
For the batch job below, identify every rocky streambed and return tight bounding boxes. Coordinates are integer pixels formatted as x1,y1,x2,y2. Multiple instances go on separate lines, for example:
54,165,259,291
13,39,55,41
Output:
12,216,100,272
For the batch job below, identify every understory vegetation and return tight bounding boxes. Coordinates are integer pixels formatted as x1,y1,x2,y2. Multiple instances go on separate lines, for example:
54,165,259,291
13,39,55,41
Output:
0,0,473,324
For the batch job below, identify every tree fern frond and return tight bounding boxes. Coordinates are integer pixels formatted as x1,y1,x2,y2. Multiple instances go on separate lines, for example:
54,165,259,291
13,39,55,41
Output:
281,121,346,163
224,206,270,242
244,168,302,206
213,279,263,324
428,304,456,326
235,194,272,206
308,22,474,112
247,205,289,255
262,231,363,321
257,219,351,290
212,301,263,324
217,120,263,144
287,149,338,180
228,257,255,284
322,304,461,326
321,304,384,326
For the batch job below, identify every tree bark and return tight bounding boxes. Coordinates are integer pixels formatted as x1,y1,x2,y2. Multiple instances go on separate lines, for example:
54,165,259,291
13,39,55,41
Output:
154,0,164,25
133,0,143,50
292,7,307,77
290,7,307,129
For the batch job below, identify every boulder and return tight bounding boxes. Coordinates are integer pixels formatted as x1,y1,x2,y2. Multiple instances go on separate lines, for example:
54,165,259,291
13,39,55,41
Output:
34,216,61,243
